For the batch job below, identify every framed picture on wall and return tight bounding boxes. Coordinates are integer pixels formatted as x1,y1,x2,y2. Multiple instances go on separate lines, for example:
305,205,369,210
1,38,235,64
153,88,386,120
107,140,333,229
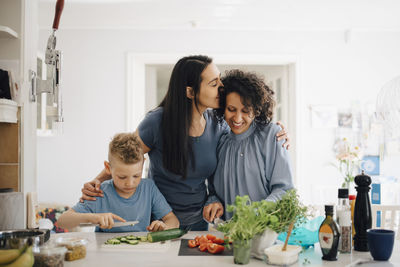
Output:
360,155,380,176
310,105,338,128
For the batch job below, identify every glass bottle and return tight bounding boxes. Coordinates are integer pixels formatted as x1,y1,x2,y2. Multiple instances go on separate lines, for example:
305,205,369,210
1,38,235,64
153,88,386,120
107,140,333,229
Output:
319,205,340,261
337,188,352,253
349,194,356,246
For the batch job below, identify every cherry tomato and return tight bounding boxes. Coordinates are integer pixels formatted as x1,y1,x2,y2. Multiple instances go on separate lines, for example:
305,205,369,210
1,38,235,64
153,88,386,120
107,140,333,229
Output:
199,236,209,245
206,234,216,241
213,238,225,244
207,243,225,254
199,242,208,252
188,239,198,248
194,236,201,246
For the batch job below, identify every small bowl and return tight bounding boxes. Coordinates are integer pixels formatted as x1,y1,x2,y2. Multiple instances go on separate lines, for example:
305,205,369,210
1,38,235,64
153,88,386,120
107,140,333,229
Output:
55,237,88,261
33,245,67,267
264,244,302,266
0,229,50,249
367,229,395,261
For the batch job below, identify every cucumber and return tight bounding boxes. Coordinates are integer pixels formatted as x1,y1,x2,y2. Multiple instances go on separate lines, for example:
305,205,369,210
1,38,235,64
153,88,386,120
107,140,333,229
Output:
147,228,187,243
105,238,120,245
127,240,139,245
126,235,137,240
139,236,147,242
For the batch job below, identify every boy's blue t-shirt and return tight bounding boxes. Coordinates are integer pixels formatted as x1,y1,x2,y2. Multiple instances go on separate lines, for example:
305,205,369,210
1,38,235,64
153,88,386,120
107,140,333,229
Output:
72,179,172,232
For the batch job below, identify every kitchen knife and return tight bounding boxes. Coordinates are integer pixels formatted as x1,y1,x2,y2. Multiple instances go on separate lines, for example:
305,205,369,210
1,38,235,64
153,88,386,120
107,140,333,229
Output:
79,220,139,228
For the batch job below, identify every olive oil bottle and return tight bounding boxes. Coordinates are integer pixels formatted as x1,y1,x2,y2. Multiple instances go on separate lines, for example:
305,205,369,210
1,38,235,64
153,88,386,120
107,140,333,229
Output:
319,205,340,261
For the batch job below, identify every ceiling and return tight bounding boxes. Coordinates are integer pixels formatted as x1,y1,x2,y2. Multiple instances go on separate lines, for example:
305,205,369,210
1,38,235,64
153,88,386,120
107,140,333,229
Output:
38,0,400,31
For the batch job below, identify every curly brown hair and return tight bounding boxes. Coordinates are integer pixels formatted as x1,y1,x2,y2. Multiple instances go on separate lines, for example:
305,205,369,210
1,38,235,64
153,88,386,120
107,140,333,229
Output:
215,69,275,125
109,133,143,164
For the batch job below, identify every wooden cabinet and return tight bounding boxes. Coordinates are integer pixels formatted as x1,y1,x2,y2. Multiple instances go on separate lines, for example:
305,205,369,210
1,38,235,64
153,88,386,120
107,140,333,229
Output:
0,0,38,226
0,0,22,192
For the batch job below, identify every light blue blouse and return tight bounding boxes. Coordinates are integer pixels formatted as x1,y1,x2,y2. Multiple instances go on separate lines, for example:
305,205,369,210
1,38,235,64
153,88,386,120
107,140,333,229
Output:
212,121,294,219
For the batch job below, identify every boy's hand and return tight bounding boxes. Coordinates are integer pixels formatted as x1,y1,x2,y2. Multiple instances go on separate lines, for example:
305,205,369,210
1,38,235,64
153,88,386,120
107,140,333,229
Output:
90,213,125,229
146,220,167,232
80,179,104,202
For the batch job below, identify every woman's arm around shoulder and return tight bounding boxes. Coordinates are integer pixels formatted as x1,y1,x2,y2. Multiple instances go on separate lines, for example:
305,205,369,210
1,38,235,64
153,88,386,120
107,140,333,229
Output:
264,123,294,202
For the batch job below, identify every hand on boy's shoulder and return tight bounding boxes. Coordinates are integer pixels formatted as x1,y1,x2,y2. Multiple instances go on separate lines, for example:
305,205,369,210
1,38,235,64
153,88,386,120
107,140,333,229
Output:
80,179,104,202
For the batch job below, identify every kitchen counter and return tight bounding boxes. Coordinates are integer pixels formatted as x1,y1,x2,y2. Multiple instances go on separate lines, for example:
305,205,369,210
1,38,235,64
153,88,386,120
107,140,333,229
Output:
51,231,400,267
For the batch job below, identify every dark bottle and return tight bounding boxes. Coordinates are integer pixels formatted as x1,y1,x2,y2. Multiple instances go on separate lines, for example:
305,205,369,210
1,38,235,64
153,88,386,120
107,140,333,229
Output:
354,170,372,251
319,205,340,261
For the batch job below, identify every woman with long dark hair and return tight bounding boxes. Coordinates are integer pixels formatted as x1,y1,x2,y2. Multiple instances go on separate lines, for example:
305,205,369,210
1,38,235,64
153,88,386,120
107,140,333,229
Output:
81,55,289,230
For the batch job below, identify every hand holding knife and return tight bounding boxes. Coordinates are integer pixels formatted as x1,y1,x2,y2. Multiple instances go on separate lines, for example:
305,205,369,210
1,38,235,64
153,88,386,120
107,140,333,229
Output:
80,220,139,229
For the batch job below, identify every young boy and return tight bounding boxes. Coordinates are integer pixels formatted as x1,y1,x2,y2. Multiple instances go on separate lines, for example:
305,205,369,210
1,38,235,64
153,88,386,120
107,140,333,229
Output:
58,133,179,232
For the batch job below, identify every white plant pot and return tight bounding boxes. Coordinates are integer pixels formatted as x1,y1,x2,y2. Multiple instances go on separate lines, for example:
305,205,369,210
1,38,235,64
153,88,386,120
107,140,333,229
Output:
264,244,302,266
251,228,278,259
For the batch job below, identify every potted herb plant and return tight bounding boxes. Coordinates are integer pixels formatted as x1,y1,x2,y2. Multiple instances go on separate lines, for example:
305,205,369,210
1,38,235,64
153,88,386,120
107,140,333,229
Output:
217,195,263,265
263,190,308,266
250,190,308,259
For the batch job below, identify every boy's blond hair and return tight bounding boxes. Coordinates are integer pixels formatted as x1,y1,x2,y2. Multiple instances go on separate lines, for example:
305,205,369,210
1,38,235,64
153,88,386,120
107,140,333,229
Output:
108,133,143,164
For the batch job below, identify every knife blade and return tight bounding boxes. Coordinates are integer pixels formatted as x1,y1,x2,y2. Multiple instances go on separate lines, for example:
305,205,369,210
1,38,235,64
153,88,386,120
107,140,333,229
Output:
79,220,139,228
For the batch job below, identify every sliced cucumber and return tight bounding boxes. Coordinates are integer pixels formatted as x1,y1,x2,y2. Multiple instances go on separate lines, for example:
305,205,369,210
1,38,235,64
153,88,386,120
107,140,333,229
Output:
126,235,137,240
127,240,139,245
105,238,120,245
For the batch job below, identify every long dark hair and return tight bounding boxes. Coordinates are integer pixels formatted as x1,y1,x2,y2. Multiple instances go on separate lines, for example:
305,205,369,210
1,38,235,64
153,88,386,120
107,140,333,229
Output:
159,55,212,179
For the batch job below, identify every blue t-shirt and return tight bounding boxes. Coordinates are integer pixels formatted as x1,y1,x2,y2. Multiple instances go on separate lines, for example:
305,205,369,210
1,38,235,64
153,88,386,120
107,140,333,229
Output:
138,107,229,225
72,179,172,232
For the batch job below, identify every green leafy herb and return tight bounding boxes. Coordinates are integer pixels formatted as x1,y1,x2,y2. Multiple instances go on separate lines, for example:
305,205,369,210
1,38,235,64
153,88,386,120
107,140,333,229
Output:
217,190,308,243
217,195,263,241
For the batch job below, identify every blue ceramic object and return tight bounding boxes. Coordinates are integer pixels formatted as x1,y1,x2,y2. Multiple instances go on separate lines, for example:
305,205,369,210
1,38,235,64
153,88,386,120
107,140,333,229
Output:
277,216,324,248
367,229,395,261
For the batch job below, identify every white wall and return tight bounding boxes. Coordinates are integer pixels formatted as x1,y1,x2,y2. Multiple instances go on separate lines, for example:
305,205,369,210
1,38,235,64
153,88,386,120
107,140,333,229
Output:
37,28,400,206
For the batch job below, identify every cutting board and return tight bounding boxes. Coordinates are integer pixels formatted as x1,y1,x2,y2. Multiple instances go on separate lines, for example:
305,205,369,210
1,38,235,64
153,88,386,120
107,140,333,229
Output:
101,240,171,253
178,239,233,256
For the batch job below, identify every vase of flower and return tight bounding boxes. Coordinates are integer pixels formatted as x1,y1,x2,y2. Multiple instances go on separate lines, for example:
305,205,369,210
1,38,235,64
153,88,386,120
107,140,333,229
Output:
333,138,362,190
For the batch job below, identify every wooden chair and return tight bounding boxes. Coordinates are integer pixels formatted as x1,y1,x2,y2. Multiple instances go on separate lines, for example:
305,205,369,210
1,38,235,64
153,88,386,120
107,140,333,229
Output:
371,204,400,239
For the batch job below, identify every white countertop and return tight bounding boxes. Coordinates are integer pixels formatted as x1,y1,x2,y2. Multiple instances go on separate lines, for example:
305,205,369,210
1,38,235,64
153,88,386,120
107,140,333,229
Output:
51,231,400,267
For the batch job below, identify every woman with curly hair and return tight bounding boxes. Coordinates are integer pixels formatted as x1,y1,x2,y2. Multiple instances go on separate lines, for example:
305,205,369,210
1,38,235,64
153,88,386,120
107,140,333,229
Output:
204,69,294,220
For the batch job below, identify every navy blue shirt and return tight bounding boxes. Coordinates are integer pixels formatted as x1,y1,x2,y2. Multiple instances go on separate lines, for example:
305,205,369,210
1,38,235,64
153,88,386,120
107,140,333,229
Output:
72,179,172,232
138,107,229,225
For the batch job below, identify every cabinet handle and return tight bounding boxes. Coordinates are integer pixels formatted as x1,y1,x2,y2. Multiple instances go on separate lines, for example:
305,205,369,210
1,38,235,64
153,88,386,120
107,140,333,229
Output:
29,70,36,102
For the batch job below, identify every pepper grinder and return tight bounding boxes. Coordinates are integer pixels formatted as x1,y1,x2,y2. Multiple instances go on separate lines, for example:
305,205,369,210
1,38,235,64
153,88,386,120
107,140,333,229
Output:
354,170,372,251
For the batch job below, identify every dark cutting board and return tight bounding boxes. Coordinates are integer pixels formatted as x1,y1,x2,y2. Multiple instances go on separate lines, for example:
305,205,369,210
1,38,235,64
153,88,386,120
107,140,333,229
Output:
178,239,233,256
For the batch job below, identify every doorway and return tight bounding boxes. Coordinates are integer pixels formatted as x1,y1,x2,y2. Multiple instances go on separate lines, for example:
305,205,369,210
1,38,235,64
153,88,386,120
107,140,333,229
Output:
127,54,300,186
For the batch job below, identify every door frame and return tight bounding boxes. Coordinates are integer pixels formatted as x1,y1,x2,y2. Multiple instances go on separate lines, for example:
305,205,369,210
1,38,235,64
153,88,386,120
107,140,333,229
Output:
126,53,302,186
